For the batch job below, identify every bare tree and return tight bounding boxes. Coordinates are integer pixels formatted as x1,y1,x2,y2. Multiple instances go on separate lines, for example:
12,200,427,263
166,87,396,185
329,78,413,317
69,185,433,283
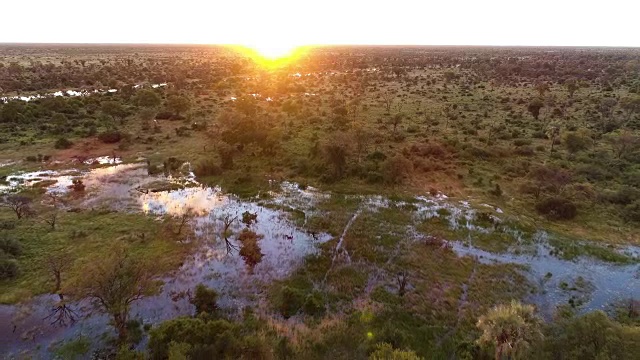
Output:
43,212,58,231
381,91,395,113
1,195,33,219
221,214,239,254
605,129,640,159
174,208,195,236
397,271,408,297
45,252,77,327
68,243,159,344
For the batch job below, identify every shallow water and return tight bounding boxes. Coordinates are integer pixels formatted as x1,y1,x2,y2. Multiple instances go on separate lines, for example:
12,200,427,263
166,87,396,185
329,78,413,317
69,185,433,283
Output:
0,161,330,357
1,162,638,356
451,240,639,316
0,83,167,103
411,195,640,316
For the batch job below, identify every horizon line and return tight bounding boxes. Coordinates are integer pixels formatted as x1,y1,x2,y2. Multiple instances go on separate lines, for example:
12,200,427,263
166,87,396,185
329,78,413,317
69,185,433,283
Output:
1,42,639,49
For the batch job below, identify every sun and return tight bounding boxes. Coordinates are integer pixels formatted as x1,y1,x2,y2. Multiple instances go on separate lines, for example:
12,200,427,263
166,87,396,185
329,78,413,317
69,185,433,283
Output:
250,43,298,60
231,42,307,68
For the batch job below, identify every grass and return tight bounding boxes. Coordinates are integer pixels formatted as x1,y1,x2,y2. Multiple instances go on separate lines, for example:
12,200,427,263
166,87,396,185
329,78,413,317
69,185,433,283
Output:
0,208,190,304
548,236,636,264
50,336,91,360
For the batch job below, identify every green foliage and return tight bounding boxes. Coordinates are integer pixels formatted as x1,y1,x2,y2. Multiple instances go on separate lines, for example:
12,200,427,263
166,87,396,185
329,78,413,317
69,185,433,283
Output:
535,197,577,220
370,343,423,360
193,159,222,177
544,311,640,359
563,132,590,153
98,129,123,143
382,154,413,185
237,229,264,272
166,95,191,116
51,336,91,360
54,137,73,149
0,237,23,257
0,256,19,280
147,317,271,360
476,300,544,360
622,200,640,223
136,90,162,108
190,284,218,315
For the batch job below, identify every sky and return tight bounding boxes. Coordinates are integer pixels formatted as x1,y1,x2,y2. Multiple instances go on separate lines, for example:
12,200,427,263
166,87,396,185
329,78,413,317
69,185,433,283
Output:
2,0,639,47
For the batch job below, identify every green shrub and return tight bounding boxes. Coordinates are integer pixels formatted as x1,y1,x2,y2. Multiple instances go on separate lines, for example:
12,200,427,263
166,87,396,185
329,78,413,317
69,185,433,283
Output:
513,139,532,147
193,159,222,177
369,343,423,360
54,137,73,149
190,284,218,315
0,257,19,280
535,197,577,220
98,130,123,143
302,292,325,317
622,201,640,223
51,336,91,360
276,286,305,318
0,238,23,257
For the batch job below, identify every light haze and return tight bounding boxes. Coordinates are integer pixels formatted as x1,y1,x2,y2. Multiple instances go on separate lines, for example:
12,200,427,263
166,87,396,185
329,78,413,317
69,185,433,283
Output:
2,0,639,47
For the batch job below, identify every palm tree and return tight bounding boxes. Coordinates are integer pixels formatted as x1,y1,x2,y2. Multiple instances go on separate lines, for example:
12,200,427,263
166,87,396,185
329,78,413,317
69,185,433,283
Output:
476,300,544,360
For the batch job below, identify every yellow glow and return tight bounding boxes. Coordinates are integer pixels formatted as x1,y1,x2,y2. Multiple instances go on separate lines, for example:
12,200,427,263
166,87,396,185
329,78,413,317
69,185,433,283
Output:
249,42,298,60
231,43,308,68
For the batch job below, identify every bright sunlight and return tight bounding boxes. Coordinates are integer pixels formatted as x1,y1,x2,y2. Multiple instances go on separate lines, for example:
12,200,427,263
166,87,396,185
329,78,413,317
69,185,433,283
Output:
232,41,307,68
248,42,298,60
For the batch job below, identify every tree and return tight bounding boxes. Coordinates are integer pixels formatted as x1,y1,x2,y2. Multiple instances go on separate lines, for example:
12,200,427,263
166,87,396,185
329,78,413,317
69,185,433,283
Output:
598,97,617,121
620,95,640,124
148,317,254,359
369,343,422,360
534,81,550,97
604,129,640,159
1,195,33,219
323,140,350,179
545,125,560,152
166,95,191,117
45,252,77,326
0,101,24,123
237,229,264,273
527,165,573,198
68,242,160,344
381,91,396,113
190,284,218,315
135,90,162,108
382,154,413,185
476,300,544,360
101,101,127,122
565,77,579,98
562,130,591,153
241,211,258,227
388,112,404,134
527,99,544,120
544,311,640,359
173,208,195,236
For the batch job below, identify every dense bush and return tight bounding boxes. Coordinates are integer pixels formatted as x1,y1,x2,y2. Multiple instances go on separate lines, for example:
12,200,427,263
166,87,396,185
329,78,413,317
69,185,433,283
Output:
0,238,23,257
193,159,222,177
535,197,577,220
382,155,413,185
190,284,218,315
98,130,122,143
0,256,19,280
148,317,271,360
54,137,73,149
622,200,640,223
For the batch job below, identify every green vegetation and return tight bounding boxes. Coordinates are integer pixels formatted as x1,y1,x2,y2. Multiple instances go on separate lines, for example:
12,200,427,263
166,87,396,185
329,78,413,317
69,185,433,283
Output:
0,45,638,358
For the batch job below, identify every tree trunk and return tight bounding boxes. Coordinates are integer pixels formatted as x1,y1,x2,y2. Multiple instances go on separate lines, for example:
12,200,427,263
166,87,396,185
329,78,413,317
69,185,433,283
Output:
113,312,128,344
